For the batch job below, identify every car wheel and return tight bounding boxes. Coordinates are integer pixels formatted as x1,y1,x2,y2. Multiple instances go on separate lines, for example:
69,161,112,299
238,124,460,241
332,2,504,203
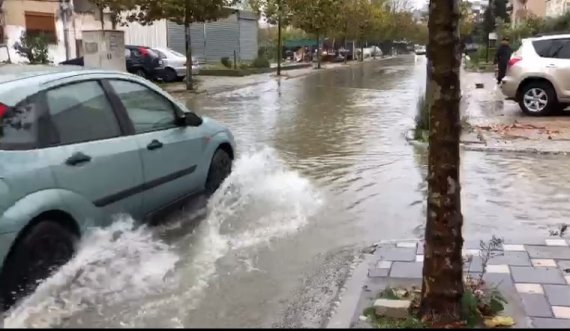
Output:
135,69,147,79
519,81,557,116
205,149,232,196
0,220,78,311
163,68,178,83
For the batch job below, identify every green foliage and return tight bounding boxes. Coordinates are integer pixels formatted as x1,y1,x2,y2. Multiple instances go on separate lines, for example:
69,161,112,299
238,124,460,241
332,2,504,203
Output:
288,0,341,36
221,57,232,68
128,0,238,26
414,93,429,142
461,289,480,328
13,32,50,64
251,50,270,68
362,307,425,329
250,0,292,25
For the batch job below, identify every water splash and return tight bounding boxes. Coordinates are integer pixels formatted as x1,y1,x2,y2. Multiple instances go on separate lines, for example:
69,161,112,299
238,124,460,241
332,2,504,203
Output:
2,147,323,327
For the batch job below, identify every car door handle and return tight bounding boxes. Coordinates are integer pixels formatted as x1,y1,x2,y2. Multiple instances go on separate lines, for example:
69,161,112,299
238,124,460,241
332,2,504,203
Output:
147,139,163,150
546,64,557,68
65,152,92,166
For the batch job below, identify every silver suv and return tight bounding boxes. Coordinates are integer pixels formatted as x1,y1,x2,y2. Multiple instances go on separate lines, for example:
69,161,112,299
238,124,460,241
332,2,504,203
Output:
500,34,570,116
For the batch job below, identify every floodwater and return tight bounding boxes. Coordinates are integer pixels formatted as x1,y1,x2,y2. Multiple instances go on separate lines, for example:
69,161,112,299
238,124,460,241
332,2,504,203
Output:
4,56,570,328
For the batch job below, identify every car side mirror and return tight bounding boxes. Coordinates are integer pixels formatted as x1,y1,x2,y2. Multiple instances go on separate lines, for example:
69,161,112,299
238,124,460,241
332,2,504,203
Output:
183,112,203,127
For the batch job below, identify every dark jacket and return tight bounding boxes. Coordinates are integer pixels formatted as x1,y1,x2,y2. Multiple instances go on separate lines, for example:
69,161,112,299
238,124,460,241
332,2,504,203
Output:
494,44,513,69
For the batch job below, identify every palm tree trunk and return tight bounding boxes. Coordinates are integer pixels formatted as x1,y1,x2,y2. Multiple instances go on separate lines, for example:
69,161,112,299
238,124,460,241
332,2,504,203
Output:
419,0,464,325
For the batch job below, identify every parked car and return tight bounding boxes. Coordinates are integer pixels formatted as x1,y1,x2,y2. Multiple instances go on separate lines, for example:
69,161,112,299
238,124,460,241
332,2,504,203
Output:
59,45,164,81
501,34,570,116
152,47,200,82
0,65,236,311
414,45,426,55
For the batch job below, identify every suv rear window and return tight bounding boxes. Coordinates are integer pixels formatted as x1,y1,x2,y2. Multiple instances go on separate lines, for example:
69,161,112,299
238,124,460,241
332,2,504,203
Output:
532,39,570,58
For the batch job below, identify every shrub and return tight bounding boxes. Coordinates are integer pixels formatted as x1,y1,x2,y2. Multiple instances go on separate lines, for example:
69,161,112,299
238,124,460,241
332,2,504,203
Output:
13,32,50,64
251,55,270,68
414,93,429,141
220,57,232,69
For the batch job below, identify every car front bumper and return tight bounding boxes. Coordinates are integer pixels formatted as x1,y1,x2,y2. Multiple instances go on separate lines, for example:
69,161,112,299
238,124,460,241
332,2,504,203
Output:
171,66,200,77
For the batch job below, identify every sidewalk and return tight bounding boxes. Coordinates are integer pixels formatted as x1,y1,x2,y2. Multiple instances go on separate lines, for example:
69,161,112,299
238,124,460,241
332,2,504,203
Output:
460,71,570,155
327,238,570,328
162,56,391,96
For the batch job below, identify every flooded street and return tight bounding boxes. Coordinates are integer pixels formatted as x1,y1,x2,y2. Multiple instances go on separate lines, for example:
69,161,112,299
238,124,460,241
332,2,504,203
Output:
5,56,570,328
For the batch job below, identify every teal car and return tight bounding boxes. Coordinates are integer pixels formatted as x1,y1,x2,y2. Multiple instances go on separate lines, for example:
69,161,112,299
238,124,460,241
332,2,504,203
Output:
0,65,235,310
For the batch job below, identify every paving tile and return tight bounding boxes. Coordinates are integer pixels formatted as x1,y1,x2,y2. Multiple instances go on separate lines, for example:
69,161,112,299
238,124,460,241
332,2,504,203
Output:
396,242,417,248
462,249,480,257
368,267,389,278
532,317,570,328
415,255,424,262
544,285,570,306
520,293,553,317
488,251,531,266
375,246,416,262
511,266,567,284
546,239,569,247
566,276,570,285
553,306,570,319
503,244,526,251
486,264,510,274
464,256,484,273
483,273,514,291
389,262,423,279
515,283,544,294
376,261,392,269
532,259,557,267
558,260,570,272
526,246,570,259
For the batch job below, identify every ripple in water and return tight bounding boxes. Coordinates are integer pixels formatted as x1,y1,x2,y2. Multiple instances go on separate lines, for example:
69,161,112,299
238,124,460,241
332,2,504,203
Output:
2,147,323,328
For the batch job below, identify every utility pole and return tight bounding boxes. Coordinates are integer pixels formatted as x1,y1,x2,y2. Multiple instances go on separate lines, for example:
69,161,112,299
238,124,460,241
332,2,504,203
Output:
277,0,283,76
60,0,71,61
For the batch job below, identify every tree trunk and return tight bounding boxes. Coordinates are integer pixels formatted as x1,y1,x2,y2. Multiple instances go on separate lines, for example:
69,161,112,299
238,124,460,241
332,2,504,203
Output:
360,42,364,62
277,0,282,76
99,7,104,30
184,2,193,91
316,32,321,69
419,0,464,325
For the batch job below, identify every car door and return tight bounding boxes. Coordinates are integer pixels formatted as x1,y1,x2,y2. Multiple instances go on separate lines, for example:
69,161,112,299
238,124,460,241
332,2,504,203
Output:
43,80,145,224
106,79,205,217
548,39,570,99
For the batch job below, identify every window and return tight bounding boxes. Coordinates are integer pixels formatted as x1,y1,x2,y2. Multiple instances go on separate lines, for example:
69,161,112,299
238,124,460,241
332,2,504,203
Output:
0,97,41,150
109,80,177,133
46,81,120,145
532,39,570,58
24,11,57,44
554,40,570,59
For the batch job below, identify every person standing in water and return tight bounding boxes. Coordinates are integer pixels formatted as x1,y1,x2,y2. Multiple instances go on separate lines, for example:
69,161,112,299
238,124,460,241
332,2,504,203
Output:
494,37,513,85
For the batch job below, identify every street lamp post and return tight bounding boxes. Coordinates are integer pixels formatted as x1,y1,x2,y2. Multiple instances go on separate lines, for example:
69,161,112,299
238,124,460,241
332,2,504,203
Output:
277,0,282,76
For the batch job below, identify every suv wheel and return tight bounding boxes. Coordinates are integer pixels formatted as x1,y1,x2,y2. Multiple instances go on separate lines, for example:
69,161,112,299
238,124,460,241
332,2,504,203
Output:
519,81,557,116
0,220,78,311
205,149,232,196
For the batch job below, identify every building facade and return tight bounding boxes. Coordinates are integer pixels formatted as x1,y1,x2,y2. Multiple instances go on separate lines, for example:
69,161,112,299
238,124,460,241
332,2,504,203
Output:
0,0,259,65
510,0,547,25
545,0,570,17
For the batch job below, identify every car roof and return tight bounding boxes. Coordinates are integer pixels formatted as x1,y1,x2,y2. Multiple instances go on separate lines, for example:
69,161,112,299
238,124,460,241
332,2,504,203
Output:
0,64,140,105
526,34,570,42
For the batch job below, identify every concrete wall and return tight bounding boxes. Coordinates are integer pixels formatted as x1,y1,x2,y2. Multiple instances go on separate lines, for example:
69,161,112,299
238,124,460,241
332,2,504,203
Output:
545,0,570,17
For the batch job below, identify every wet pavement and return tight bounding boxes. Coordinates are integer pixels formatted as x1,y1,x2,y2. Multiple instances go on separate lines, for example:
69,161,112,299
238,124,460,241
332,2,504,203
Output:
4,55,570,328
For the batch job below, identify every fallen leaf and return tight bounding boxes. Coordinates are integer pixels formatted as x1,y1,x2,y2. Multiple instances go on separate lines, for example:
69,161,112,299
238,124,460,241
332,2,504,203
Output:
484,316,515,328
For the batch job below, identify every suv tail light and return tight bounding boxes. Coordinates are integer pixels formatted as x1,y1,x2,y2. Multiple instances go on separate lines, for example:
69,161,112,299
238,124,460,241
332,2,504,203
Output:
139,47,149,57
0,103,8,118
508,57,522,68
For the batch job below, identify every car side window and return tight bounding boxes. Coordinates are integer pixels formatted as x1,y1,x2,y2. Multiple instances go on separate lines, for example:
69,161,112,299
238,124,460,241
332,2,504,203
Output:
109,80,178,134
46,81,121,145
0,95,42,150
533,40,555,58
555,39,570,59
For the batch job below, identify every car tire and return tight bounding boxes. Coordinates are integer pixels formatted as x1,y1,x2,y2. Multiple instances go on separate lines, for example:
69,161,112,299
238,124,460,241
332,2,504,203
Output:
205,149,232,196
0,219,78,311
519,81,557,116
135,68,147,79
163,68,178,83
